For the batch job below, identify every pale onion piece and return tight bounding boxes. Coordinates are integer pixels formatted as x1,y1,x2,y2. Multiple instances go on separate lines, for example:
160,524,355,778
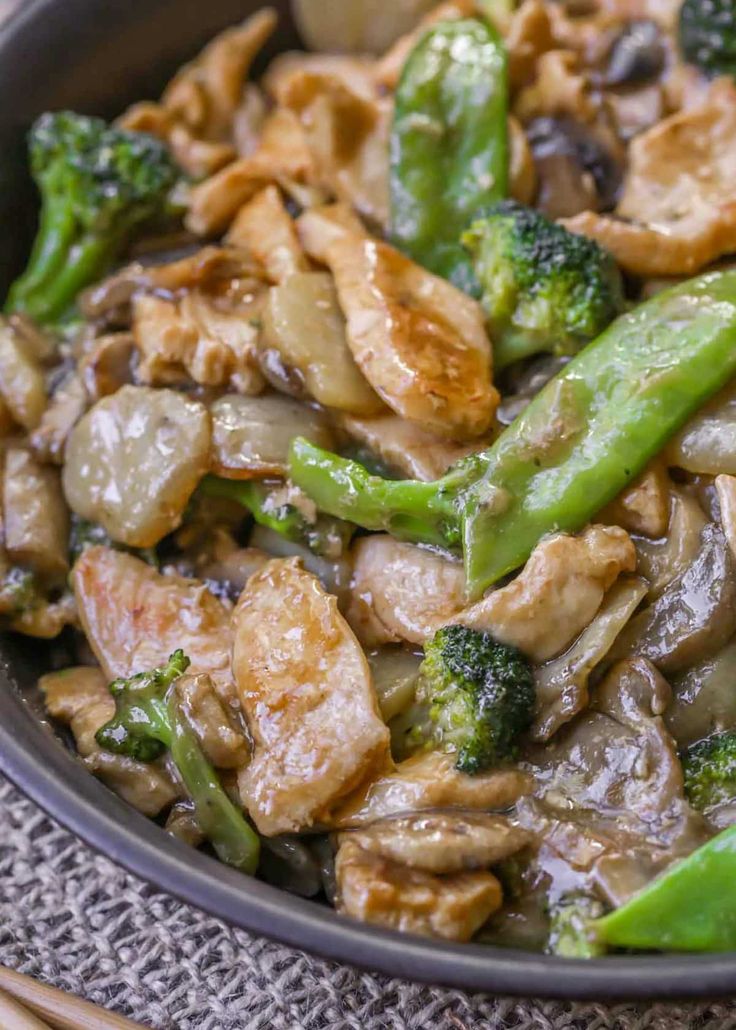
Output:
209,393,335,479
325,236,497,439
261,272,382,415
225,184,310,284
635,489,707,599
296,203,366,263
0,321,46,430
666,381,736,475
367,647,422,722
599,461,670,539
532,576,649,741
233,557,390,836
3,447,69,583
716,474,736,561
341,412,485,482
63,385,211,548
335,838,502,942
30,372,87,465
293,0,437,54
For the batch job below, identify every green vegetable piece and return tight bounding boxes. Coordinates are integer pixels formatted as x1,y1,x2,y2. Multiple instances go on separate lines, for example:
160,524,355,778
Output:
463,200,625,369
679,0,736,79
6,111,180,325
199,474,353,557
417,624,535,774
594,825,736,951
390,18,508,293
548,893,606,958
96,650,260,875
682,731,736,813
290,270,736,597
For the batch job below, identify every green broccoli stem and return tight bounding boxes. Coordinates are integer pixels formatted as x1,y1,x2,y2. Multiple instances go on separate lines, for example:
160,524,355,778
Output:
5,188,77,309
290,270,736,598
287,441,469,550
167,695,260,875
9,229,122,324
493,330,566,371
199,475,307,542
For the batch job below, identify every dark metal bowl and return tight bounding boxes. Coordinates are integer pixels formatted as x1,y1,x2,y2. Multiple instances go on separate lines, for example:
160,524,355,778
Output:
1,0,735,1000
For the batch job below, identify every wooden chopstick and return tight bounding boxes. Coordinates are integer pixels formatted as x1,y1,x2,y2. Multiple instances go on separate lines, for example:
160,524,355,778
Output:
0,966,149,1030
0,987,53,1029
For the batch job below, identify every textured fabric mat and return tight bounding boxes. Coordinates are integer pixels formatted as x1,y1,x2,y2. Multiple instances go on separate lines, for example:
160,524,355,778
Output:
0,777,735,1029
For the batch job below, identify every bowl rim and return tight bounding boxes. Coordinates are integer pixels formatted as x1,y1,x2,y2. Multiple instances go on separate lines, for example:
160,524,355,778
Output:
2,0,736,1003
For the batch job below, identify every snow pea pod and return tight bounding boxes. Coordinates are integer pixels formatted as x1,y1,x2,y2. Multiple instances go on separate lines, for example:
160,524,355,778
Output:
594,824,736,951
390,18,508,293
290,270,736,597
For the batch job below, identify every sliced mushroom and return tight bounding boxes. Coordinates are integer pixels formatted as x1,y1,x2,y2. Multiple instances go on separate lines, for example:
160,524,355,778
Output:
324,236,497,439
526,115,621,217
175,673,249,769
603,20,665,88
233,558,390,836
611,523,736,674
3,447,69,584
63,386,211,548
30,371,87,465
260,272,383,415
666,638,736,748
209,392,335,479
716,474,736,561
598,460,670,538
635,489,707,599
666,381,736,476
0,320,46,430
79,332,137,401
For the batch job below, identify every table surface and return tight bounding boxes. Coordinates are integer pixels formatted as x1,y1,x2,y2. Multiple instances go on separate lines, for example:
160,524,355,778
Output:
1,0,736,1024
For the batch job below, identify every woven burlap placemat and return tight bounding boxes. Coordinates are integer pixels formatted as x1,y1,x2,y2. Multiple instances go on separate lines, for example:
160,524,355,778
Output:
0,777,733,1029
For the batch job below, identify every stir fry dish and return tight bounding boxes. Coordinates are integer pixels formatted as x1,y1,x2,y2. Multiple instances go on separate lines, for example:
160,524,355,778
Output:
6,0,736,956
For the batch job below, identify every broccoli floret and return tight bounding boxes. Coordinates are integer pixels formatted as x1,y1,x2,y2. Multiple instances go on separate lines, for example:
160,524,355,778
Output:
416,624,535,774
462,200,625,369
679,0,736,79
547,893,607,958
6,111,181,325
682,731,736,813
96,650,260,874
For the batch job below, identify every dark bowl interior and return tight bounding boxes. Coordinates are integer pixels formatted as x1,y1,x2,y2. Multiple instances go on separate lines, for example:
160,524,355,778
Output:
2,0,736,1001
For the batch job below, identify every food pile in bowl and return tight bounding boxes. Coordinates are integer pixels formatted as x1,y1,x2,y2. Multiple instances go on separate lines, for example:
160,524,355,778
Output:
3,0,736,957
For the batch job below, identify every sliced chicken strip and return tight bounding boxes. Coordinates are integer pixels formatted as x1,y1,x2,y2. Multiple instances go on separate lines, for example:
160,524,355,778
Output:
225,185,310,284
233,558,390,836
336,838,502,942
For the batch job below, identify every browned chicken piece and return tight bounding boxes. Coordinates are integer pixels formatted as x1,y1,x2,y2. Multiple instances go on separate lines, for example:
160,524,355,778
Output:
260,272,383,415
40,666,178,817
335,838,502,942
599,461,670,539
563,80,736,277
78,332,137,402
72,547,237,706
532,576,648,741
119,102,236,179
716,475,736,561
296,203,366,263
341,413,485,482
344,811,532,874
3,447,69,584
233,83,267,157
186,108,314,236
133,289,265,394
522,658,707,907
63,386,211,549
162,8,278,142
8,593,77,640
505,0,555,89
175,673,249,769
263,52,378,108
276,68,391,230
232,558,390,836
347,536,467,647
458,525,636,663
0,395,15,436
0,319,46,430
331,751,532,829
508,116,537,206
30,372,87,465
374,0,475,90
324,235,498,439
225,185,310,283
515,49,599,124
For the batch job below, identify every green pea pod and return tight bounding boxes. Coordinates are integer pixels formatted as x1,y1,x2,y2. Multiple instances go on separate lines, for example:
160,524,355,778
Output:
390,18,508,293
594,825,736,951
